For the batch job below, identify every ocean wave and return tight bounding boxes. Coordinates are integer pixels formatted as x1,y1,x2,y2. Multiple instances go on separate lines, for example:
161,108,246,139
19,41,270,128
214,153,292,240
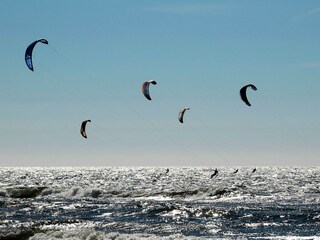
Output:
0,228,42,240
158,204,223,219
41,187,102,199
1,228,204,240
2,167,319,203
6,187,46,198
1,167,320,239
2,184,246,202
29,230,204,240
0,190,6,197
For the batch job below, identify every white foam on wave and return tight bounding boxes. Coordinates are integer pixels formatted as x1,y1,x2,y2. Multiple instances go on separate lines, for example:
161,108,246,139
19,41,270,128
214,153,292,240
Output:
136,196,173,201
42,186,102,199
245,222,283,228
96,212,113,218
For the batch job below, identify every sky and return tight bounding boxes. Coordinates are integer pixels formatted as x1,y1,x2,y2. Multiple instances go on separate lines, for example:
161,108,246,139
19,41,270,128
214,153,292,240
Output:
0,0,320,166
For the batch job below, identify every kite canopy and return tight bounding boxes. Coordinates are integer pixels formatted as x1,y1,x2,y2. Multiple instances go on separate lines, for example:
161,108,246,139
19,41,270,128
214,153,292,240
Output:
142,80,157,100
178,107,190,123
240,84,257,106
80,120,91,139
25,39,48,71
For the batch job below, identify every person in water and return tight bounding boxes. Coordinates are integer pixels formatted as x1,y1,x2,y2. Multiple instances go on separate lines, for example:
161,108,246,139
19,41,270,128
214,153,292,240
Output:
211,168,218,178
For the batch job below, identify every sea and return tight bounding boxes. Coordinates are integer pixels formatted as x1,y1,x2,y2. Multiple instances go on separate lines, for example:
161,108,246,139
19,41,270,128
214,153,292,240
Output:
0,167,319,240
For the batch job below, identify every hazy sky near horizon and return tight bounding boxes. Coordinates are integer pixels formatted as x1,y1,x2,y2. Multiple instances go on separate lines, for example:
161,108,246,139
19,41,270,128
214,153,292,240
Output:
0,0,320,166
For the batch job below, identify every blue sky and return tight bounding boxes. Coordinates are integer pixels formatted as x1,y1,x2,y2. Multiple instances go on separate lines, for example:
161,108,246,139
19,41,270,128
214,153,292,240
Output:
0,0,320,166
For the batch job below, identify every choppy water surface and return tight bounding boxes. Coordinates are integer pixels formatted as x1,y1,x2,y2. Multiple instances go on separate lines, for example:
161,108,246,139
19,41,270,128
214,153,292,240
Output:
0,167,320,239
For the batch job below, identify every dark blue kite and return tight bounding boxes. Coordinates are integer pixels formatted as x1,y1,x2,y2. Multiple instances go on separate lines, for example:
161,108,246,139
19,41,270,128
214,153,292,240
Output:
25,39,48,71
